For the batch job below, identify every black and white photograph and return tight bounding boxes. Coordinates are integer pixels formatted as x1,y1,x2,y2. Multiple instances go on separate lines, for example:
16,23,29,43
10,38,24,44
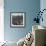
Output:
10,12,25,27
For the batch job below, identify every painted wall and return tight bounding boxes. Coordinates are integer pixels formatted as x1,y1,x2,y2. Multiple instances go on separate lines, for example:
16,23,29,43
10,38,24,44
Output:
4,0,40,42
40,0,46,27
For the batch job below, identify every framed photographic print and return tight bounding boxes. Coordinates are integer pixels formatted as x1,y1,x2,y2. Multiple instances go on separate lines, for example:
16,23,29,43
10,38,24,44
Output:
10,12,26,27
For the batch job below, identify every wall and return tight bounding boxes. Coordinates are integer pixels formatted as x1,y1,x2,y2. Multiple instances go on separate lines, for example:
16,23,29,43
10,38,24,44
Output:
4,0,40,42
40,0,46,27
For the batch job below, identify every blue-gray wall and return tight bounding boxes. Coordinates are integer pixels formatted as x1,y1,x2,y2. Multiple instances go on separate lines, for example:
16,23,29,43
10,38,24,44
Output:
4,0,40,42
40,0,46,27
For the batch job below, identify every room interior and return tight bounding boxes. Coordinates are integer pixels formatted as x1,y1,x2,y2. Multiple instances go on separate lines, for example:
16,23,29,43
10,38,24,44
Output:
0,0,46,46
